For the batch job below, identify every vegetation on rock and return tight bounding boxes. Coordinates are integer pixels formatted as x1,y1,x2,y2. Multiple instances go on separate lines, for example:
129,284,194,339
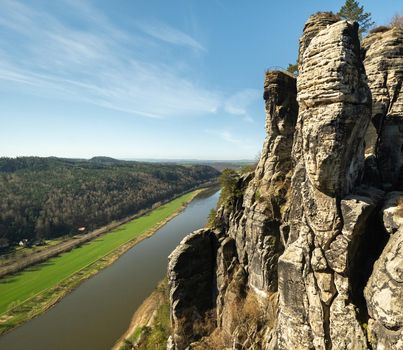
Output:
218,168,241,206
121,280,171,350
286,62,298,75
390,13,403,29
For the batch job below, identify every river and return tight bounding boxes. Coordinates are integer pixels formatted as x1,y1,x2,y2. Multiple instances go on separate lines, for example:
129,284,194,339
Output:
0,188,220,350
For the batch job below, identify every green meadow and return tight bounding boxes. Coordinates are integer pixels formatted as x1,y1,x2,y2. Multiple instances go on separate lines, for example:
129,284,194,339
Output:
0,191,196,316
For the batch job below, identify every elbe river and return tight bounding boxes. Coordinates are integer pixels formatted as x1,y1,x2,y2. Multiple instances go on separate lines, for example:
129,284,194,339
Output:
0,188,219,350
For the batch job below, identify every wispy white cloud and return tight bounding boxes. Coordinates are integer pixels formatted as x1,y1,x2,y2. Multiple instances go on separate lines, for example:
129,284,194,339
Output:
136,20,206,52
0,0,258,123
204,129,261,155
0,0,217,119
205,129,241,144
224,88,260,122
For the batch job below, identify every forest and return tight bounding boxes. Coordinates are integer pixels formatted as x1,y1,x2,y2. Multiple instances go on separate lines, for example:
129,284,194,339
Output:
0,157,219,246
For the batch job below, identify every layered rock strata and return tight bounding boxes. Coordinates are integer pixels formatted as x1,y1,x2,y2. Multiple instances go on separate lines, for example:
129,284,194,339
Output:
168,70,298,349
297,12,340,70
364,192,403,350
167,13,403,350
167,229,218,349
278,19,372,350
362,27,403,188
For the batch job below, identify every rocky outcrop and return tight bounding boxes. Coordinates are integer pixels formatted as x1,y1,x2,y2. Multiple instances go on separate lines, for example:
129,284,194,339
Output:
167,229,218,349
278,19,372,350
216,70,297,344
239,70,298,293
364,192,403,350
167,13,403,350
168,70,297,349
363,27,403,188
298,12,340,69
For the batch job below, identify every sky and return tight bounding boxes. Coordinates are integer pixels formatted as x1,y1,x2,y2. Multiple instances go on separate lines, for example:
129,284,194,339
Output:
0,1,401,160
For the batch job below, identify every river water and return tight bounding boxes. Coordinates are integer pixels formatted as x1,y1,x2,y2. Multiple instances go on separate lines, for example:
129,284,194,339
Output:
0,188,220,350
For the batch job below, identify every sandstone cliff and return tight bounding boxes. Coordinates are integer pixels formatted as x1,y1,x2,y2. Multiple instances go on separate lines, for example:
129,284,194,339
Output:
362,26,403,188
167,13,403,350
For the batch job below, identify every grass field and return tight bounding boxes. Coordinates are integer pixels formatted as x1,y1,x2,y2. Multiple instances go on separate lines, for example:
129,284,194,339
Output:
0,238,65,266
0,191,196,316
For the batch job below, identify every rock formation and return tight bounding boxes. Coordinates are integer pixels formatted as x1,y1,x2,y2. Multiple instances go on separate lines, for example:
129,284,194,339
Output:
278,18,373,350
362,27,403,189
167,229,218,349
168,68,298,350
364,192,403,350
167,13,403,350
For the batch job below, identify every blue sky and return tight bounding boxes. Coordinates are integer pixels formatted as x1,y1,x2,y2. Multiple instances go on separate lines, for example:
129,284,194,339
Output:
0,1,401,160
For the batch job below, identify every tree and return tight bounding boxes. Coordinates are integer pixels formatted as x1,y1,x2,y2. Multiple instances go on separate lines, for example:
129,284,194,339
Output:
390,14,403,30
207,208,217,228
338,0,374,36
219,168,240,205
0,157,220,244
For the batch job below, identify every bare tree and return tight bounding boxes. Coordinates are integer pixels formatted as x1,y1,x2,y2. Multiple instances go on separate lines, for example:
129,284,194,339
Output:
390,13,403,29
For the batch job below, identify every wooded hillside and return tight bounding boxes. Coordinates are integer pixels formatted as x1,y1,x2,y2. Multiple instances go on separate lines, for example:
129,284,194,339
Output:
0,157,219,245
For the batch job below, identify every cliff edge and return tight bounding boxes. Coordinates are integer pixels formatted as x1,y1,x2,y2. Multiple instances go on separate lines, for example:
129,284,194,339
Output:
167,13,403,350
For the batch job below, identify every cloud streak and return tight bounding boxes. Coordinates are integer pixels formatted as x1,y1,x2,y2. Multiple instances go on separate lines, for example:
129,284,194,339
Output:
205,129,241,144
204,129,261,155
224,89,260,122
0,0,218,119
136,20,206,52
0,0,257,122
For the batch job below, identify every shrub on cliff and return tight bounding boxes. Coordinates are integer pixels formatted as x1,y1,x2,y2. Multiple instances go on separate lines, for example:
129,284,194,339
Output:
207,208,218,228
369,26,391,34
390,14,403,29
286,63,298,76
218,168,242,206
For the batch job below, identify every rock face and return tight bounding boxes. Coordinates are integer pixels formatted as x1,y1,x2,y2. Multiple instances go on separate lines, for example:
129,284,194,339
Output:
297,12,340,69
167,229,218,348
241,70,298,294
363,27,403,188
167,13,403,350
168,70,298,349
278,19,372,350
364,192,403,350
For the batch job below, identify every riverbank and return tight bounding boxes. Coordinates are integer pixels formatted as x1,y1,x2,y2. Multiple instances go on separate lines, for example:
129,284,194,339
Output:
113,279,170,350
0,188,206,336
0,181,217,278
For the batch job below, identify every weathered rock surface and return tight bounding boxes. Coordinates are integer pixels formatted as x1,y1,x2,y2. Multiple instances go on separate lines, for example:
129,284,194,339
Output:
168,229,218,349
297,20,371,197
278,19,372,350
168,70,297,349
363,27,403,188
298,12,340,68
167,13,403,350
364,192,403,350
240,70,298,293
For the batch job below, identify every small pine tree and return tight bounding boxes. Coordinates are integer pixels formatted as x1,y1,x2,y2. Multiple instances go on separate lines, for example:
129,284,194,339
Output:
338,0,375,36
218,168,240,205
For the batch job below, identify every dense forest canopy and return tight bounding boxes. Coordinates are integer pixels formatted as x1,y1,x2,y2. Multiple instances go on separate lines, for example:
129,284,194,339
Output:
0,157,219,246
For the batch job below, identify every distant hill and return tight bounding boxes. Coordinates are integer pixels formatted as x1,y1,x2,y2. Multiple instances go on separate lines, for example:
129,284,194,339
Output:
183,161,255,172
0,157,219,245
125,158,255,172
